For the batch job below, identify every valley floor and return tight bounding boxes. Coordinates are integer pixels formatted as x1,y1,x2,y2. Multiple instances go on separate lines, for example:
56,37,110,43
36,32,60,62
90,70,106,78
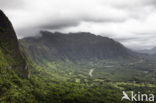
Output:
1,60,156,103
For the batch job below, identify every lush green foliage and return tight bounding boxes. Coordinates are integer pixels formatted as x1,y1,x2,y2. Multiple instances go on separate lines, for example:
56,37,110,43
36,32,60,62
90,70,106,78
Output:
1,58,156,103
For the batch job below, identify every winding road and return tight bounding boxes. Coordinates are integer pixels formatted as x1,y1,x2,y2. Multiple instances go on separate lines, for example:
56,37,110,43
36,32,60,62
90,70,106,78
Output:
89,69,95,77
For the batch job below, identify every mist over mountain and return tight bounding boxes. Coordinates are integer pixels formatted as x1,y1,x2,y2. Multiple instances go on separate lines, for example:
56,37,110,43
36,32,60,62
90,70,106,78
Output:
0,10,29,77
20,31,138,63
136,47,156,55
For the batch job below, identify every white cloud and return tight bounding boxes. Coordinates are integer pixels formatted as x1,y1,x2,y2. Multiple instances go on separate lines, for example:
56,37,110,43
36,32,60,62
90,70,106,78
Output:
1,0,156,49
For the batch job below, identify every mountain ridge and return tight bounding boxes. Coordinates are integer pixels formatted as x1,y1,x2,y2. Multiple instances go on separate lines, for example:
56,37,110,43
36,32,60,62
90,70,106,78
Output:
20,31,138,63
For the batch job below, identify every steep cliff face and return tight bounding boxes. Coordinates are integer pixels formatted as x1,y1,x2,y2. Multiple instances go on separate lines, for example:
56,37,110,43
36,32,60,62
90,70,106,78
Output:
20,31,138,63
0,10,29,78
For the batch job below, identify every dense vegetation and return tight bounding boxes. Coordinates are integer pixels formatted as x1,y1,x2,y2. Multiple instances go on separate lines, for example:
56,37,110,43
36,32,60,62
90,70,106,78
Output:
1,59,156,103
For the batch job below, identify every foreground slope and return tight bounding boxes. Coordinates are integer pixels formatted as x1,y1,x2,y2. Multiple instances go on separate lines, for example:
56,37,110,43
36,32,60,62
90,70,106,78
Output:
0,10,29,77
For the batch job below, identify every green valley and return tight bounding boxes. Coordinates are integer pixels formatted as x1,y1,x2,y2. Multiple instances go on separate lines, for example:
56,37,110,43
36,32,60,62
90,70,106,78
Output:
1,9,156,103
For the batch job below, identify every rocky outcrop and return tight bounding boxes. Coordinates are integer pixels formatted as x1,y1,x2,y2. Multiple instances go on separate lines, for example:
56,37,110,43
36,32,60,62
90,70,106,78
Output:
0,10,29,78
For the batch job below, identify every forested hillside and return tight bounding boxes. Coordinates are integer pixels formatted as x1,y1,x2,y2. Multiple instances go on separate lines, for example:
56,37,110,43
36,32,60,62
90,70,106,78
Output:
1,9,156,103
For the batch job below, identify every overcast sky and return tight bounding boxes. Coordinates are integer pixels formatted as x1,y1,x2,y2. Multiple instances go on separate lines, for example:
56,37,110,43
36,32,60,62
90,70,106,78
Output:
1,0,156,50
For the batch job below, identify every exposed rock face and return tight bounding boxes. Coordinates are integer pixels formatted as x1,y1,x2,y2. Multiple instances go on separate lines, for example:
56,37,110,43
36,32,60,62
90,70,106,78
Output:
0,10,29,78
20,31,138,63
0,10,20,59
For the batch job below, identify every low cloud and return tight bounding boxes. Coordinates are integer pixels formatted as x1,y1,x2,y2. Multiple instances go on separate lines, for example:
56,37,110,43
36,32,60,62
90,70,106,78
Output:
1,0,156,49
